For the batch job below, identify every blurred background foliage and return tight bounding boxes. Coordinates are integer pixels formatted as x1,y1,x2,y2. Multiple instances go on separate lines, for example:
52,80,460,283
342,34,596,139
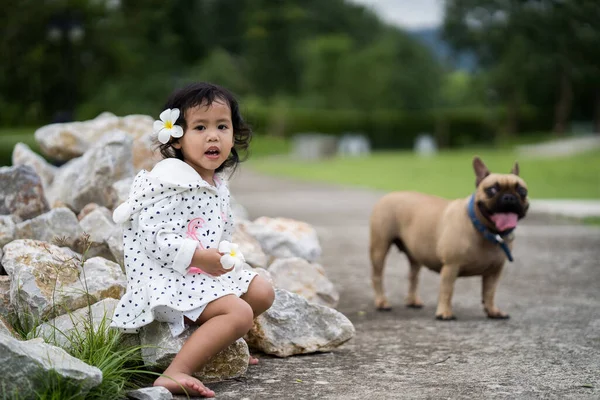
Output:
2,0,600,150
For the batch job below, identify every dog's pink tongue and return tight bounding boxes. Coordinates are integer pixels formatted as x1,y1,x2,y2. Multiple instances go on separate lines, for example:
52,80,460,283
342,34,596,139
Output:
491,213,518,231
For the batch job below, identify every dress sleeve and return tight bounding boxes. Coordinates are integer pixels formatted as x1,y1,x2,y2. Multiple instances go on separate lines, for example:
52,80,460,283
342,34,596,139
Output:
137,192,198,275
221,202,234,242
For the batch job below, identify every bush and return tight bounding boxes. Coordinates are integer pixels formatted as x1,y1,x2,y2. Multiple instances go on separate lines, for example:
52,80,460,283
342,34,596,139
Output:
244,105,546,150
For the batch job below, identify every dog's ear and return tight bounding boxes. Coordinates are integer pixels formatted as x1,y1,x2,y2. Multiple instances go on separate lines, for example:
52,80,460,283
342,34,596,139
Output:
511,161,520,176
473,156,490,187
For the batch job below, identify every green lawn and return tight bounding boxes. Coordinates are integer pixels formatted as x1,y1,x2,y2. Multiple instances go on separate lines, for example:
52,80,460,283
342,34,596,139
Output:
3,128,598,200
249,148,600,200
0,128,40,166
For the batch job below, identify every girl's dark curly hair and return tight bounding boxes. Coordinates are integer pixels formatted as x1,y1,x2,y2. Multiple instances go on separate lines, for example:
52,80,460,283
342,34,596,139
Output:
154,82,252,174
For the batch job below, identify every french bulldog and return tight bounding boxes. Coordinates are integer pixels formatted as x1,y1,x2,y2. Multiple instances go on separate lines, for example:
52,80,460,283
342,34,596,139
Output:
369,156,529,320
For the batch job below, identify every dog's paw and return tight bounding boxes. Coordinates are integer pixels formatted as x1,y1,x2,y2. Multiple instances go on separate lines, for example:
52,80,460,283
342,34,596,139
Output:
435,313,456,321
485,307,510,319
487,312,510,319
375,298,392,311
405,297,424,309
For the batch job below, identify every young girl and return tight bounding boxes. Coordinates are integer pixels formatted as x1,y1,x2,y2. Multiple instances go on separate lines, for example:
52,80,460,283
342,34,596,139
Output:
111,82,275,397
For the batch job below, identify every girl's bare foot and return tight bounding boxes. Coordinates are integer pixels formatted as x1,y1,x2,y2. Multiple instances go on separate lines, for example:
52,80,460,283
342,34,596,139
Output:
249,355,259,365
154,372,215,398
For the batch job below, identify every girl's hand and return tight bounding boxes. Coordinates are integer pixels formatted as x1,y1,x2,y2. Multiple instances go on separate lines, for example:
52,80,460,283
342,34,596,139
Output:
190,248,233,276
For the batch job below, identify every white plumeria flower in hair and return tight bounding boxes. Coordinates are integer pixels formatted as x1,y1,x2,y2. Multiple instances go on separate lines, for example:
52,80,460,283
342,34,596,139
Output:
219,240,245,273
153,108,184,144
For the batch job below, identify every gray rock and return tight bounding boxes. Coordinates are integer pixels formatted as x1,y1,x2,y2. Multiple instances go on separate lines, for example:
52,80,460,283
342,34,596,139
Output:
12,142,57,189
0,333,102,398
47,131,134,213
269,257,339,308
140,322,249,383
112,177,134,208
79,207,122,261
0,165,50,220
77,203,102,221
0,316,16,337
4,239,126,325
0,276,12,319
34,112,122,161
245,289,354,357
14,207,83,249
38,298,119,349
233,222,268,269
245,217,322,262
0,215,16,248
127,386,173,400
106,234,124,270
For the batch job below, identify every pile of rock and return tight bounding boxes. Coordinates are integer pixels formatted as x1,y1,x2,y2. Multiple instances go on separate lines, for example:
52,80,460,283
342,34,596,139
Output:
0,113,355,398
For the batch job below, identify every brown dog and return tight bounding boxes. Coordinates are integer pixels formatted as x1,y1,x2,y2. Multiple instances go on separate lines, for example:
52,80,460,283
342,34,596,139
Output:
369,156,529,320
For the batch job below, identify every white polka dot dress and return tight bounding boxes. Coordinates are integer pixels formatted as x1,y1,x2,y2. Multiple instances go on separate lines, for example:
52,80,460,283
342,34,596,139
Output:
110,158,257,337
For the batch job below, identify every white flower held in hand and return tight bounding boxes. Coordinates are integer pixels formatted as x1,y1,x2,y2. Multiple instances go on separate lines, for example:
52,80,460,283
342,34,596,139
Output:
219,241,246,273
153,108,184,144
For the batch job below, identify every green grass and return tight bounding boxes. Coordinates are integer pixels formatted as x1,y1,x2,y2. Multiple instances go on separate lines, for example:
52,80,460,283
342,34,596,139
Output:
0,127,40,167
248,134,291,158
582,216,600,226
250,148,600,200
3,236,156,400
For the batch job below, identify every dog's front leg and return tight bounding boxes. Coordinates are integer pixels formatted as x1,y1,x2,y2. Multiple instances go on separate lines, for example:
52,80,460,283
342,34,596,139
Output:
482,266,509,319
435,265,459,320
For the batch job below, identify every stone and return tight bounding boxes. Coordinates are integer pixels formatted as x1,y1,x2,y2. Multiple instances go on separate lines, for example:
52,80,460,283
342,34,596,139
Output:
127,386,173,400
245,289,354,357
34,112,122,161
268,257,339,308
292,133,338,160
0,165,50,220
3,239,126,325
0,316,16,337
233,222,268,269
337,133,371,157
245,217,322,262
0,333,102,398
0,276,12,319
47,131,134,212
414,133,437,156
38,298,119,349
14,207,83,250
112,177,134,209
79,207,122,261
77,203,101,221
140,322,249,383
130,131,162,173
12,142,58,190
0,215,16,248
106,234,124,269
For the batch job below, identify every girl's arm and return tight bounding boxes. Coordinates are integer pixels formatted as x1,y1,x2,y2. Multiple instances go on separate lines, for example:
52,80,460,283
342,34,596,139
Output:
137,194,198,275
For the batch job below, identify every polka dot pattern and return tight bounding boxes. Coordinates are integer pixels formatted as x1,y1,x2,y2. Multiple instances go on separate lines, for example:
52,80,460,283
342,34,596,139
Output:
110,160,257,337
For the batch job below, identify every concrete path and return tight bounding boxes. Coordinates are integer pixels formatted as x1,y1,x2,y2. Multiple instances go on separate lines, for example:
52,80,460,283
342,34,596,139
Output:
183,168,600,400
517,135,600,158
530,199,600,218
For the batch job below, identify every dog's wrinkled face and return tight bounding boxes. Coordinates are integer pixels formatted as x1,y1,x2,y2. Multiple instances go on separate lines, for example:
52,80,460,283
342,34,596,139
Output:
473,157,529,233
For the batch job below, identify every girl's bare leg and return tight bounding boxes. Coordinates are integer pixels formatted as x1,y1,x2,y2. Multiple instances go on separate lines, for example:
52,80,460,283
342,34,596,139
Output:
154,295,254,397
240,275,275,365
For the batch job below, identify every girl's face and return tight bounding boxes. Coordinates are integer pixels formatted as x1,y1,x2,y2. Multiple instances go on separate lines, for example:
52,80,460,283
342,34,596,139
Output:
172,99,234,184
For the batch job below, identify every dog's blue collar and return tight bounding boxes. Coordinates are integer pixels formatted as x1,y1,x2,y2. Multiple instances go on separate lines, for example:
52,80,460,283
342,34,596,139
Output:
467,194,514,262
